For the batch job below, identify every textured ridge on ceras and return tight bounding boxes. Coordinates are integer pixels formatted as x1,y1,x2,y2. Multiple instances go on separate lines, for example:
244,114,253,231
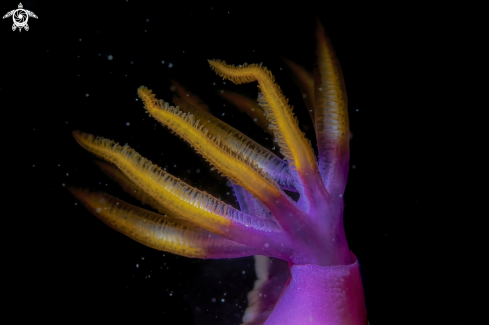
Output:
140,88,283,191
73,131,282,233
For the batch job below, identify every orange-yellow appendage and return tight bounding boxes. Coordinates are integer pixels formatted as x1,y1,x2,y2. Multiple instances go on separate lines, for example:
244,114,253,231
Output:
313,20,350,195
69,187,259,259
216,89,272,136
93,160,175,217
137,87,296,214
314,20,349,150
282,57,316,124
169,78,211,113
207,60,325,206
72,130,281,241
172,93,296,192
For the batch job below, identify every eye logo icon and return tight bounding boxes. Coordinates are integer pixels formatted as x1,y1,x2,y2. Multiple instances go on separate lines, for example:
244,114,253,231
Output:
3,3,38,32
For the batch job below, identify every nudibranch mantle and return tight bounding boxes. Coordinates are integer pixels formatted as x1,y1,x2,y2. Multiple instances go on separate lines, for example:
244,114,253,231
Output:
70,19,367,325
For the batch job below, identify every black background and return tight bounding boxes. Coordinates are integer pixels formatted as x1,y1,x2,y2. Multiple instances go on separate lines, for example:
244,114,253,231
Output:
1,1,452,324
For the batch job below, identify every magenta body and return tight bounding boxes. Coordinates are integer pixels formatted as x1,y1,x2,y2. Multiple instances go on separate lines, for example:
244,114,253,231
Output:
265,252,367,325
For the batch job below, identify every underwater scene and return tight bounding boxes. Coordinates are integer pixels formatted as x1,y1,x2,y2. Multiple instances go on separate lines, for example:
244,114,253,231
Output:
2,1,447,324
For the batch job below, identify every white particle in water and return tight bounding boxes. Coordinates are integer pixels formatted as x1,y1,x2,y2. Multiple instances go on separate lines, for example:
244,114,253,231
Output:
96,208,101,213
126,122,130,126
264,243,269,247
136,264,139,268
168,63,173,68
211,298,216,302
108,55,113,60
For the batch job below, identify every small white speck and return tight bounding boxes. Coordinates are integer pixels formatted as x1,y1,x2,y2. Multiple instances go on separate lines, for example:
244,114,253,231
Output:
130,61,134,64
242,271,245,274
96,207,101,213
136,264,139,268
146,19,149,22
66,173,69,176
356,109,359,112
221,299,225,302
126,122,130,126
352,165,356,169
222,113,225,116
168,63,173,68
318,87,323,91
108,55,113,60
79,39,82,41
211,298,216,302
33,165,35,167
85,94,89,97
264,243,269,247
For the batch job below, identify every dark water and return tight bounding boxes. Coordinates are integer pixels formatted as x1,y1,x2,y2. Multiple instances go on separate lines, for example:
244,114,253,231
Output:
2,1,444,324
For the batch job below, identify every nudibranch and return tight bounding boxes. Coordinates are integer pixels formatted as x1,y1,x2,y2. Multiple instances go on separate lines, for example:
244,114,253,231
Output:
69,19,367,325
